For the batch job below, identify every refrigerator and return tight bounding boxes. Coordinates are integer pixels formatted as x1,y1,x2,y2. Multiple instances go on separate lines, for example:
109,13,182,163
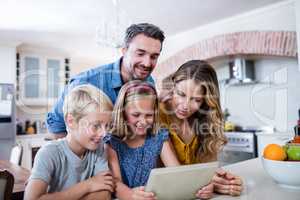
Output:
0,83,15,160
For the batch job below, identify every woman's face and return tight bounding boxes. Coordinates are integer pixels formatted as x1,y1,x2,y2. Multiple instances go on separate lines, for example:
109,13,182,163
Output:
171,79,205,120
125,97,155,137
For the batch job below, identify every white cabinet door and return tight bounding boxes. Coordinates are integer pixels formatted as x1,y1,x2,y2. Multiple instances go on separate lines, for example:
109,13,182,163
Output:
18,54,65,106
23,56,40,98
257,133,293,157
47,59,61,98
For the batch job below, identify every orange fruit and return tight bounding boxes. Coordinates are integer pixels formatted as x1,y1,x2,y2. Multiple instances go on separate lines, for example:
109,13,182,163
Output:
263,144,287,161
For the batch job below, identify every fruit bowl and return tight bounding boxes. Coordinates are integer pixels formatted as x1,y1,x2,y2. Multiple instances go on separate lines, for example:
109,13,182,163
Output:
261,157,300,189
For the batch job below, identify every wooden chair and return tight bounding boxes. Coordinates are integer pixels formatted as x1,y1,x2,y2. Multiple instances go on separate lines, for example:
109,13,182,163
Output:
0,170,14,200
10,144,23,166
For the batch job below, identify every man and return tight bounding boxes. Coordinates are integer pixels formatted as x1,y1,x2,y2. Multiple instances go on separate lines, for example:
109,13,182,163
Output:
47,23,165,138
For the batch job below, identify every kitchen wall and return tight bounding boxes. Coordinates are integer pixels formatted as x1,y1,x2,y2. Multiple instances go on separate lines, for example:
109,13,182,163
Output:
158,0,296,63
295,0,300,70
69,58,102,77
153,0,299,134
216,57,300,133
0,44,16,159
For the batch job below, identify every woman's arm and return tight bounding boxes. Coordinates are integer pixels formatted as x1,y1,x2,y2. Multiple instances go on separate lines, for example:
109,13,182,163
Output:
160,139,180,167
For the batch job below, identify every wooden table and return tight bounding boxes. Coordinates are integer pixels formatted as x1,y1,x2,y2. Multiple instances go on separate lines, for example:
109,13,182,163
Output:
0,160,30,199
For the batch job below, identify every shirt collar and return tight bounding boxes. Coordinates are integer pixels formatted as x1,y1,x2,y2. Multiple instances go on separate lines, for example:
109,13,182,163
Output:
111,57,123,89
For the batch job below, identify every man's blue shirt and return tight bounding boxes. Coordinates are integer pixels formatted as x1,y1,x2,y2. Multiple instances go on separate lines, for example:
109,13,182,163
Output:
46,57,155,133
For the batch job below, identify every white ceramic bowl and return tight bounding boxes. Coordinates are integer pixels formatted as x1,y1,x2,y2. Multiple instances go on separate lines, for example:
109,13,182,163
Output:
261,157,300,189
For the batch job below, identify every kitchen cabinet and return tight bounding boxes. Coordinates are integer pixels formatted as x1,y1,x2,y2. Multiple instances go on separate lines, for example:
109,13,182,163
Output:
256,132,294,157
16,51,69,106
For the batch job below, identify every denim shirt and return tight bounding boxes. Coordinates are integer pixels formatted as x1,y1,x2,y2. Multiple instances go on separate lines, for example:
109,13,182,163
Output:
46,57,155,133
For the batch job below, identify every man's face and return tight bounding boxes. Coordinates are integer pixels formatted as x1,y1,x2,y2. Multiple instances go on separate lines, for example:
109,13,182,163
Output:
122,34,162,80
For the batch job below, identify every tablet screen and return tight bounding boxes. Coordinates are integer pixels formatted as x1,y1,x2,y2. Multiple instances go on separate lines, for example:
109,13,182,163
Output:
145,162,218,200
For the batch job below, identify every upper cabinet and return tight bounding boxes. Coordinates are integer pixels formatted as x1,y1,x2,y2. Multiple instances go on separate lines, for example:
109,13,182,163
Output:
16,48,70,106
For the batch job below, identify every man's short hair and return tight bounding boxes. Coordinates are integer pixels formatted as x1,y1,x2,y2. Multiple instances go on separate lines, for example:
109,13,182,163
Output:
124,23,165,49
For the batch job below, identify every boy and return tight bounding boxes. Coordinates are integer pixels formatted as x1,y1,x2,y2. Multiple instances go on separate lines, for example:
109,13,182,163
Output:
25,84,114,200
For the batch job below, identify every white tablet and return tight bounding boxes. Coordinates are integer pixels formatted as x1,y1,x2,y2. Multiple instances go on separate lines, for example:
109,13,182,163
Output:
145,162,218,200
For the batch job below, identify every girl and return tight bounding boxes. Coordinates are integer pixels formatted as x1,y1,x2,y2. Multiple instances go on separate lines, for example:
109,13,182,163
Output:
159,60,243,196
104,80,214,200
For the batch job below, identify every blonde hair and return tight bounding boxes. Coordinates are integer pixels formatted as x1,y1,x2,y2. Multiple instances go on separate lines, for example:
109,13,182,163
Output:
111,80,159,140
161,60,227,162
63,84,113,123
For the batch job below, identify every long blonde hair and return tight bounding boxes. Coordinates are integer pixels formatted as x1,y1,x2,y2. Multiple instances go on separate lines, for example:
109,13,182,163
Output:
161,60,227,162
111,80,160,140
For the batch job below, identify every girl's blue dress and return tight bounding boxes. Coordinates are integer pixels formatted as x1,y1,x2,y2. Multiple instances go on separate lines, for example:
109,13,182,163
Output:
103,129,169,188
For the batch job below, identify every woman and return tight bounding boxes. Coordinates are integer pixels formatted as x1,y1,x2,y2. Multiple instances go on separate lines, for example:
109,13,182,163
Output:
159,60,243,196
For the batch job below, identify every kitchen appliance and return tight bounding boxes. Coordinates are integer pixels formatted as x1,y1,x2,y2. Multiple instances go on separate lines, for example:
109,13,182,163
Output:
227,58,256,84
0,83,15,139
218,131,257,166
0,83,16,160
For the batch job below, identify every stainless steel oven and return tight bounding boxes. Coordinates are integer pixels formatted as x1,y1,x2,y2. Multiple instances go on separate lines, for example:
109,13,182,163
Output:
218,131,257,166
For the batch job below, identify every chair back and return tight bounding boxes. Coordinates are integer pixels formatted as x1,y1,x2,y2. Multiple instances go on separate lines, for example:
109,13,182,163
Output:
0,170,14,200
10,144,23,165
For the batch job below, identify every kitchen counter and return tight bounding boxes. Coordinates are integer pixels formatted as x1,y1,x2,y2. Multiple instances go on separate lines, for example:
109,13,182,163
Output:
16,133,52,169
213,158,300,199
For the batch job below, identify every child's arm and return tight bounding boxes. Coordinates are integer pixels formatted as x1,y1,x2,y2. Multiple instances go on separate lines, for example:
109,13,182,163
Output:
25,171,114,200
106,145,133,199
160,139,180,167
25,179,91,200
81,191,111,200
106,145,155,200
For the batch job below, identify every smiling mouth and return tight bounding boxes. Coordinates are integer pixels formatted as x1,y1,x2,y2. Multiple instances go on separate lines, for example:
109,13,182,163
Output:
136,126,146,130
91,139,100,144
135,125,151,132
137,66,151,73
177,110,188,116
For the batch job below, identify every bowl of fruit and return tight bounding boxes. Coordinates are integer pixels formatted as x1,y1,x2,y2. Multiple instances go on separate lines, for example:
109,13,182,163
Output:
261,143,300,189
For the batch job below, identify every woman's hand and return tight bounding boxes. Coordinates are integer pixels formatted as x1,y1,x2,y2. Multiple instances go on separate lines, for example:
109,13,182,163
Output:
212,169,243,196
132,186,157,200
196,182,214,199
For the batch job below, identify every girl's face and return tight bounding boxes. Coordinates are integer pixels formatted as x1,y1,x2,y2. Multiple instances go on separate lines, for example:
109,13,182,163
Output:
124,97,155,137
75,110,112,150
171,79,204,120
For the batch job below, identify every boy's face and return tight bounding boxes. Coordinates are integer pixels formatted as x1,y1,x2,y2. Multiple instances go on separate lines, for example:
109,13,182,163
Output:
76,110,112,150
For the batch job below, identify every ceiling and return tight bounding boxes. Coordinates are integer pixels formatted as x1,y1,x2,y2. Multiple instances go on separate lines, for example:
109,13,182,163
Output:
0,0,286,64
